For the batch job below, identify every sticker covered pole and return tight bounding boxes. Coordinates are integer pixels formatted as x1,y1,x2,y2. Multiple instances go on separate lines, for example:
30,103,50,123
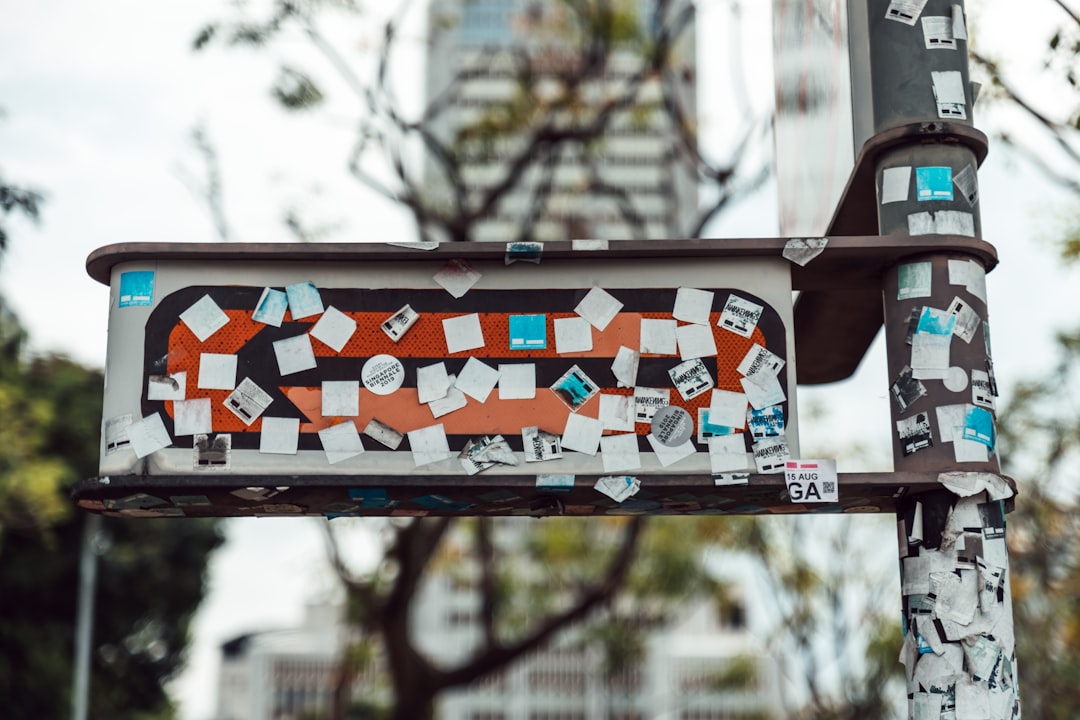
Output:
866,0,1020,716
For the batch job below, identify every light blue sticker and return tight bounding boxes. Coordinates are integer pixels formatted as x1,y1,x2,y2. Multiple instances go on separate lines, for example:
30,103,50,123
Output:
963,406,996,449
285,281,324,320
509,314,547,350
916,307,957,336
698,408,736,441
347,488,398,510
536,474,575,492
118,271,154,307
253,288,289,326
916,167,954,202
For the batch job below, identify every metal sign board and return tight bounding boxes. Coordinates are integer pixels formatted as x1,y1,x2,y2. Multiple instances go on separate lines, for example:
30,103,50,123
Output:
76,241,805,518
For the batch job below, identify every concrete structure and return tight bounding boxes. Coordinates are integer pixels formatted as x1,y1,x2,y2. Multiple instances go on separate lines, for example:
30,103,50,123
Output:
424,0,698,242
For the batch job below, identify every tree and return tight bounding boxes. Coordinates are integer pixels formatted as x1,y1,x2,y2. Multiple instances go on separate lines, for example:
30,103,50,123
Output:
995,329,1080,719
0,139,224,718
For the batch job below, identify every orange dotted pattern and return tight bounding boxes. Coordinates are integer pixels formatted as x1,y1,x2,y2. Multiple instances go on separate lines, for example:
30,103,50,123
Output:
157,291,777,441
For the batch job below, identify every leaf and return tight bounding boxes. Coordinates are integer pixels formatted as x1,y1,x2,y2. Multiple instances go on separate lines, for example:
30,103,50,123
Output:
192,23,218,50
271,66,325,111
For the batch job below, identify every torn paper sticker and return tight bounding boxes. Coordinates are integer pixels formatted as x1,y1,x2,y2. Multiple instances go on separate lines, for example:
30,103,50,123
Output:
718,294,763,338
554,316,593,354
550,364,600,412
225,377,273,425
322,380,360,417
311,306,356,352
575,287,623,331
747,406,785,440
594,475,640,503
522,426,563,462
640,318,677,355
253,288,288,327
897,412,934,456
898,262,932,300
505,241,543,265
885,0,929,25
128,413,172,458
194,433,231,470
953,164,978,205
738,343,784,379
676,323,717,361
148,372,186,401
753,437,790,474
634,387,669,423
562,413,602,455
921,16,956,50
199,352,238,390
673,287,714,325
429,375,468,418
285,281,324,320
908,210,975,236
647,433,696,467
611,346,640,388
434,259,482,298
319,421,365,464
381,304,419,342
364,418,403,449
600,433,641,473
698,408,737,444
409,424,452,466
785,459,838,503
259,417,299,455
891,366,927,412
782,238,828,266
971,369,995,409
443,313,485,354
880,166,912,204
669,358,714,400
459,435,518,475
273,335,317,376
104,414,133,455
932,70,967,119
599,394,635,432
180,294,230,342
947,296,980,343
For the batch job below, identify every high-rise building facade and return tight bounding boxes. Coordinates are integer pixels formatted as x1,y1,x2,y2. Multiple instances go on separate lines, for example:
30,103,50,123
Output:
423,0,699,242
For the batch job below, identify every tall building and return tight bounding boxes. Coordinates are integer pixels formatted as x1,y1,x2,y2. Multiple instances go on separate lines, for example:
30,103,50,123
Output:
424,0,699,242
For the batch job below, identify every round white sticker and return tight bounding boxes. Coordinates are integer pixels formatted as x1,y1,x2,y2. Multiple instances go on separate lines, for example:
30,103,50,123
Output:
651,405,693,447
943,366,969,393
362,354,405,395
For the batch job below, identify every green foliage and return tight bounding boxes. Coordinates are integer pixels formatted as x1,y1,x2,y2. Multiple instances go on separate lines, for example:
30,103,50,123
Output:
0,324,224,717
997,328,1080,719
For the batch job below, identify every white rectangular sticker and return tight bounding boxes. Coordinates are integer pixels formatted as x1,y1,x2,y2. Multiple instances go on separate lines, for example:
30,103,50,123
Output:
718,295,763,338
784,459,838,503
225,377,273,425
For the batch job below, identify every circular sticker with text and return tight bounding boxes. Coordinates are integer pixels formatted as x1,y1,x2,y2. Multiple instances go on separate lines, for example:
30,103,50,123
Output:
650,405,693,447
362,354,405,395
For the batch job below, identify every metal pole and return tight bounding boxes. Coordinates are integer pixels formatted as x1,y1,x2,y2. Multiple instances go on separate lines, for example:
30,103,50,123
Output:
73,513,102,720
863,1,1020,717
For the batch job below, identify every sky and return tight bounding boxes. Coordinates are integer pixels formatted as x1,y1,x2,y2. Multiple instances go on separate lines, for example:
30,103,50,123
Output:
1,1,1078,719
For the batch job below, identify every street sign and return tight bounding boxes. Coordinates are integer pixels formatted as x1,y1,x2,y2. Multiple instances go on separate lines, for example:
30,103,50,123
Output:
73,238,994,518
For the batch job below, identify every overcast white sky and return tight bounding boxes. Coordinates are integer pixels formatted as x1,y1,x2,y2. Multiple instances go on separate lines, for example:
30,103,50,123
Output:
1,1,1077,719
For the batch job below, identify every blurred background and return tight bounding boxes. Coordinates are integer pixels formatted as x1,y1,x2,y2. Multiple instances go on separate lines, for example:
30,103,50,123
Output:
1,1,1078,718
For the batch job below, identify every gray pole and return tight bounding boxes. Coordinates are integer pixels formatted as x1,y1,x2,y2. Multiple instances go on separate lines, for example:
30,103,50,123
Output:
73,513,102,720
863,0,1020,717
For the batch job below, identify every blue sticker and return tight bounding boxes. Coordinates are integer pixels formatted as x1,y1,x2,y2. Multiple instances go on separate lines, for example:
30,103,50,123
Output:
348,488,398,510
916,307,957,336
409,494,474,512
916,167,954,202
509,314,547,350
748,406,785,440
963,406,996,449
118,271,155,307
253,288,289,326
